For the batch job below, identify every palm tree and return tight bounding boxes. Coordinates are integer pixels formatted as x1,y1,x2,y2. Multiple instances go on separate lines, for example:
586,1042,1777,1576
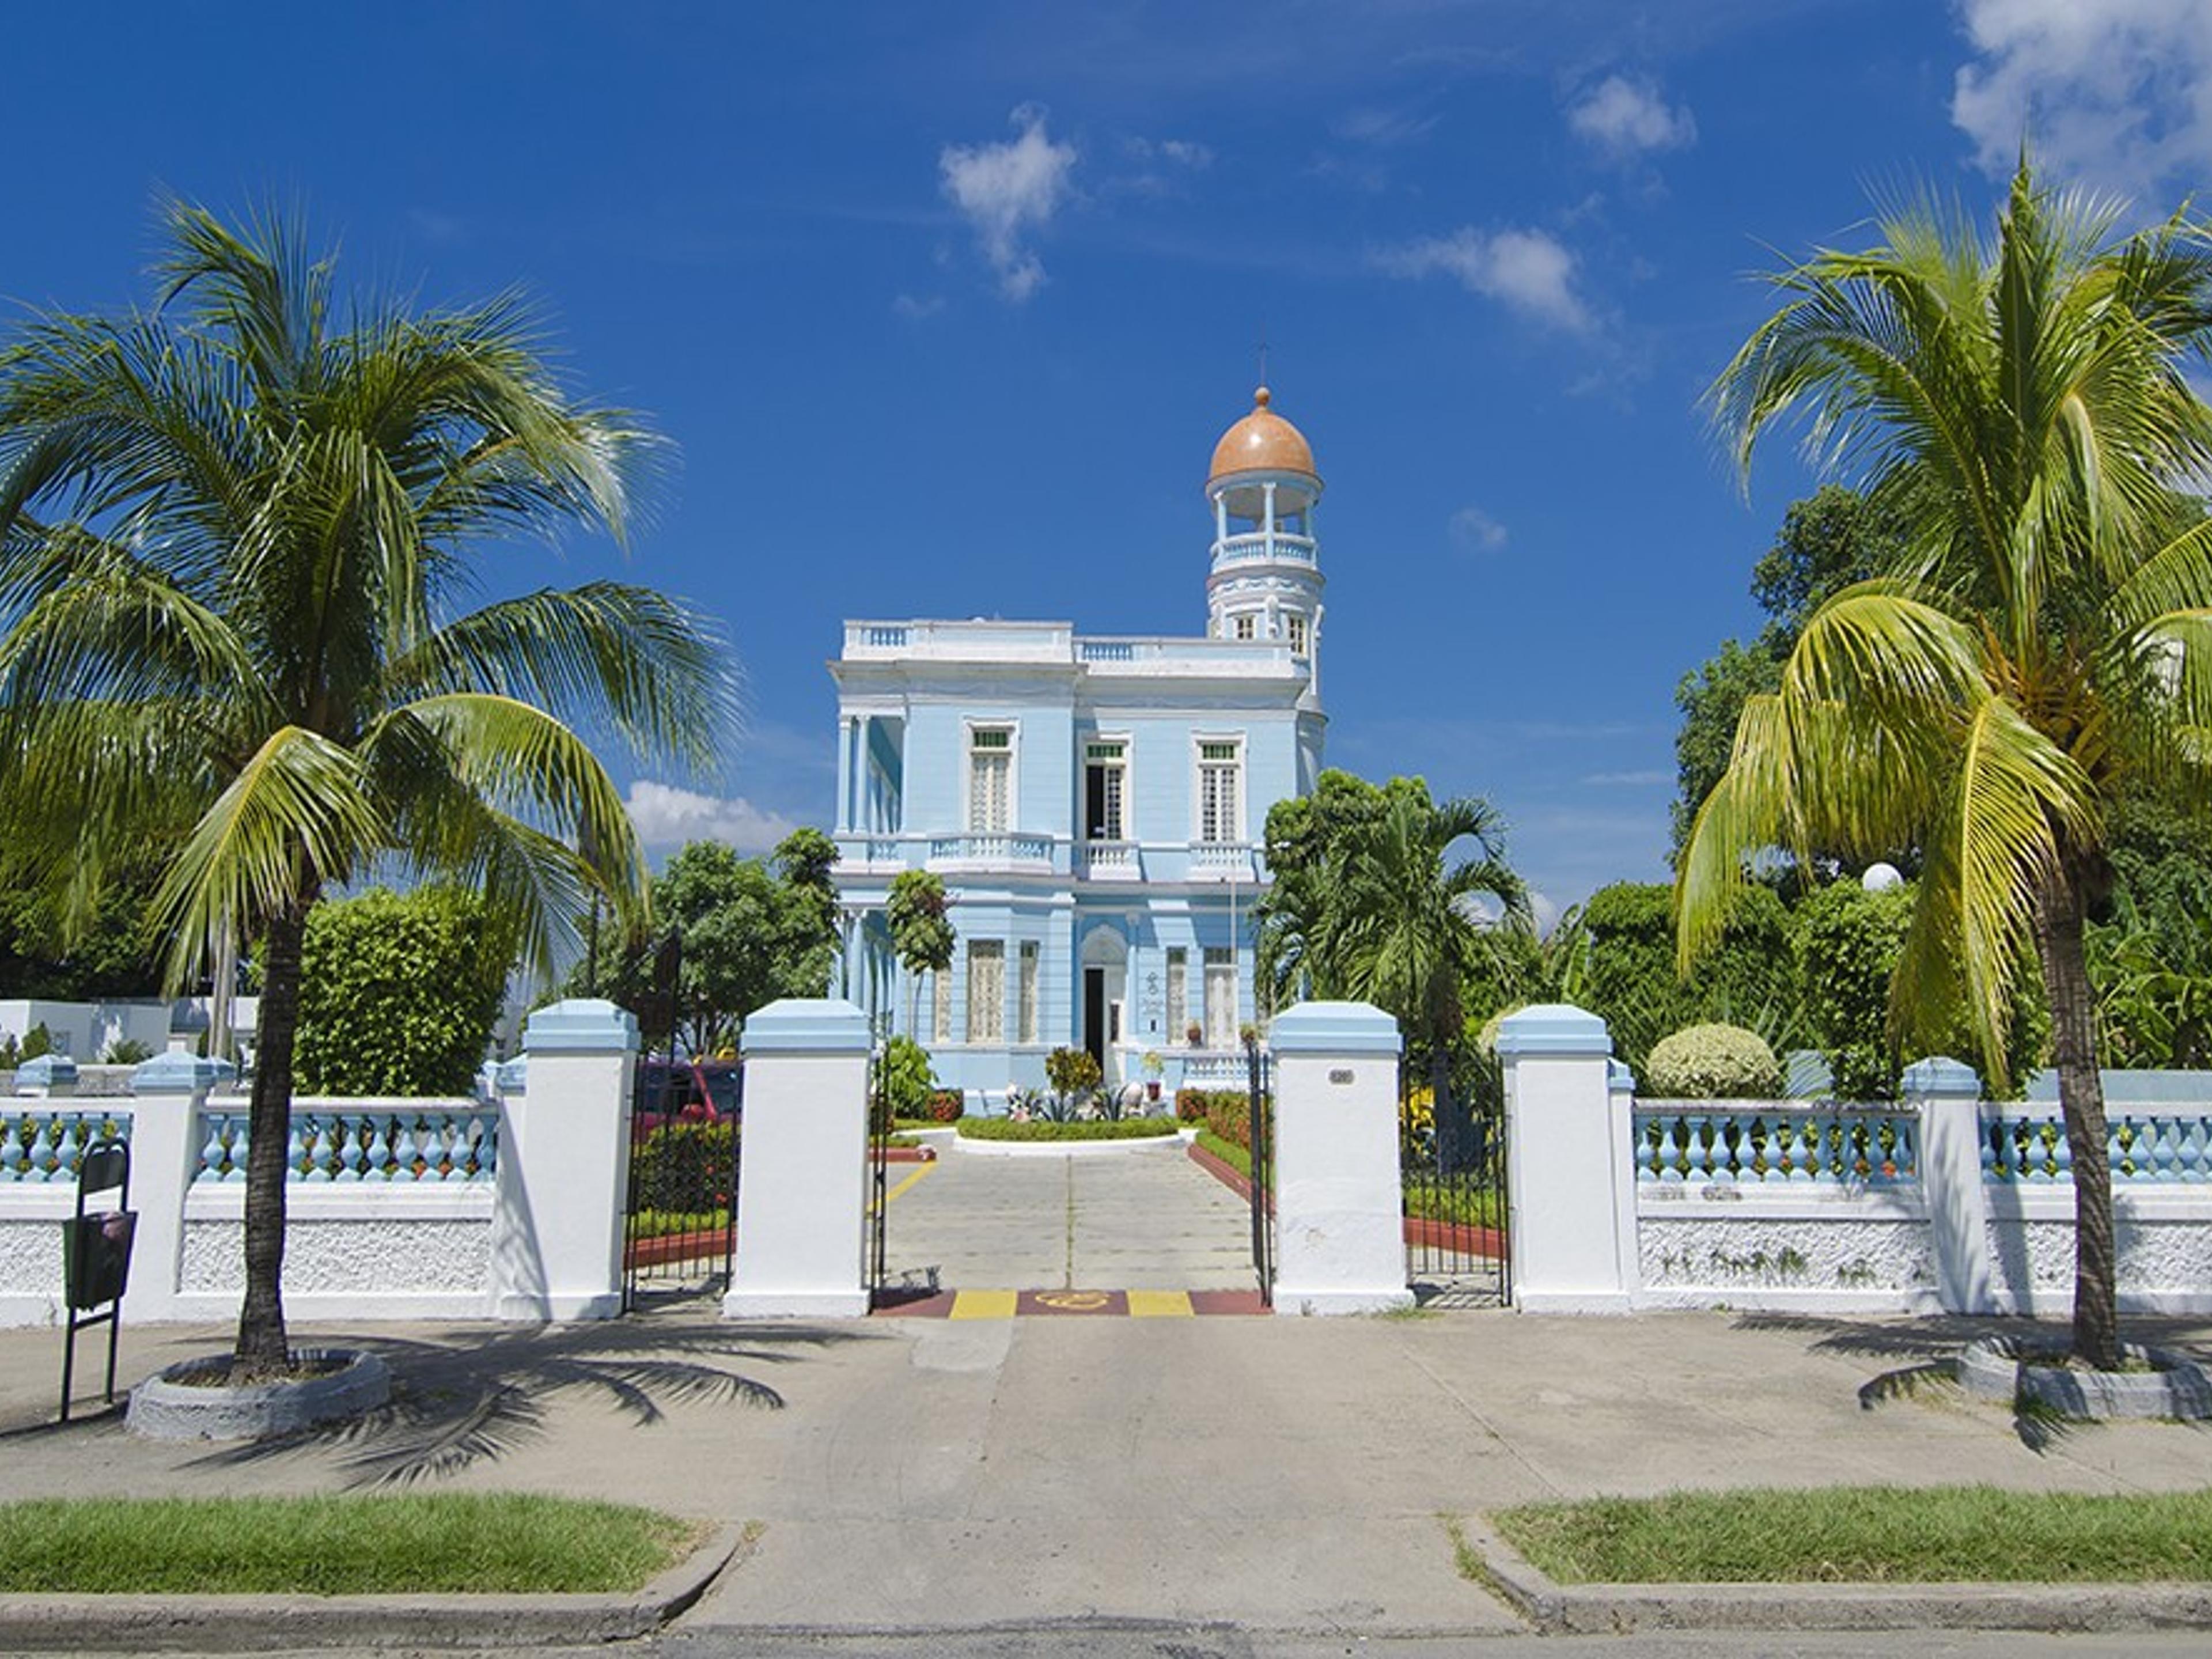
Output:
1680,161,2212,1369
1260,776,1528,1161
0,204,730,1375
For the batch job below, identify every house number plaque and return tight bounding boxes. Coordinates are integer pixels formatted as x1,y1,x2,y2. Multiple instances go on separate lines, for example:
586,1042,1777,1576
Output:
1328,1068,1355,1085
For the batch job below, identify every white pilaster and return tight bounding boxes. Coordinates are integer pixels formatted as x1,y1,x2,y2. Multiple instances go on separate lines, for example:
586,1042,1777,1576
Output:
1268,1001,1412,1316
1499,1003,1633,1313
491,999,636,1321
724,998,873,1319
1908,1056,1990,1314
122,1051,230,1322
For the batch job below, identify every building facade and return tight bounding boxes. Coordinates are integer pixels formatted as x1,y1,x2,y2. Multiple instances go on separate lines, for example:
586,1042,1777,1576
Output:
830,388,1328,1100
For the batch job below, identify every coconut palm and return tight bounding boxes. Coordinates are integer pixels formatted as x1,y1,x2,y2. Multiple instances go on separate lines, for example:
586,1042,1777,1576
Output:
1680,161,2212,1369
0,203,731,1374
1260,776,1528,1161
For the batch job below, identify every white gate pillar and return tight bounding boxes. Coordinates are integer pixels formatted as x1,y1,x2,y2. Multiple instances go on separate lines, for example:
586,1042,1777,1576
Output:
1267,1001,1412,1316
120,1051,232,1323
1907,1056,1990,1314
724,998,872,1320
1499,1003,1635,1313
491,998,636,1321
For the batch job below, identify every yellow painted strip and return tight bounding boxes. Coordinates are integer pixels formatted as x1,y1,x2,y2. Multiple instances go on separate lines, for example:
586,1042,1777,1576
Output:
1127,1289,1194,1318
949,1289,1018,1321
881,1161,937,1207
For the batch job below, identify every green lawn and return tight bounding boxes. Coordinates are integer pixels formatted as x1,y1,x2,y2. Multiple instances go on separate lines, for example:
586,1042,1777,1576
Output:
1490,1486,2212,1584
1402,1183,1503,1228
0,1494,703,1594
1192,1128,1251,1176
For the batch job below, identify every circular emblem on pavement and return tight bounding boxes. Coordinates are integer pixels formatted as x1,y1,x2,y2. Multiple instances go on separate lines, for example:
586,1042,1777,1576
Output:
1035,1291,1112,1311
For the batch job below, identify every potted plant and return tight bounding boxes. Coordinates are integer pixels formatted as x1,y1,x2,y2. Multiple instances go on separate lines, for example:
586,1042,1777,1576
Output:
1185,1020,1204,1048
1140,1050,1164,1100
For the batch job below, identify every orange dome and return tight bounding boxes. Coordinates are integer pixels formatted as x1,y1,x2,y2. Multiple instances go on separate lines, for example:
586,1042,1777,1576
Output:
1207,386,1317,484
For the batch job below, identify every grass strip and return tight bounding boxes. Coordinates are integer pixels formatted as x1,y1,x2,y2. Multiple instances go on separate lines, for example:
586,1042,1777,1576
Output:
956,1116,1179,1141
0,1493,703,1595
1490,1485,2212,1584
1194,1129,1251,1177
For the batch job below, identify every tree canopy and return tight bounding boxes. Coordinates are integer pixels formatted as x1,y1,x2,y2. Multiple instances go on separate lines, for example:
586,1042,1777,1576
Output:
1683,160,2212,1368
0,203,730,1369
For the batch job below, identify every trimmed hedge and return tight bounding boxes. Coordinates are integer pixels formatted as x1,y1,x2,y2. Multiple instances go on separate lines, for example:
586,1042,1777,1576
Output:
956,1116,1179,1142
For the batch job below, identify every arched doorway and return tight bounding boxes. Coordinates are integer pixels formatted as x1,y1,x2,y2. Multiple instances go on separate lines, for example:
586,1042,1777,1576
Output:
1078,923,1128,1088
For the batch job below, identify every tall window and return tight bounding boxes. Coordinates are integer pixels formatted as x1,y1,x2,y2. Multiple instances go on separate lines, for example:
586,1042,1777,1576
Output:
967,940,1005,1043
1203,947,1237,1048
1198,738,1243,843
1084,739,1126,841
1017,942,1039,1044
931,967,951,1044
1165,948,1187,1035
967,726,1012,834
1285,612,1308,656
1232,613,1256,641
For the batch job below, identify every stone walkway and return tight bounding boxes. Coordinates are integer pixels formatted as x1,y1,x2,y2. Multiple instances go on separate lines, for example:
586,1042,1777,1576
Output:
878,1137,1255,1294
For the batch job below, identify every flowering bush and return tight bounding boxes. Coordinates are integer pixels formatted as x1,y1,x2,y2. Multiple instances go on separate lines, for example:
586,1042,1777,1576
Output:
1645,1022,1783,1100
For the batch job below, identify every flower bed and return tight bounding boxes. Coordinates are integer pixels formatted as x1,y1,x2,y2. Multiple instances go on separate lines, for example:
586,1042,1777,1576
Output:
956,1116,1180,1142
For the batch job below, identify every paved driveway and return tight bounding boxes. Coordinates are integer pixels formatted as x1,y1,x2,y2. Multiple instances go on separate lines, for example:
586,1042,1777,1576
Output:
881,1138,1255,1292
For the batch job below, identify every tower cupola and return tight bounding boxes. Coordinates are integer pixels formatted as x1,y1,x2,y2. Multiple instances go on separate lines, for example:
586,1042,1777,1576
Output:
1205,386,1324,684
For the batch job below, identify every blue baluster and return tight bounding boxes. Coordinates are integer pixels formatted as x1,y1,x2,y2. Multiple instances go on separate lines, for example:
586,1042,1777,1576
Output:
334,1115,363,1181
474,1119,498,1180
362,1119,391,1181
303,1115,332,1181
1,1118,24,1182
2184,1116,2211,1183
393,1119,419,1182
224,1116,249,1181
1656,1116,1683,1182
285,1118,305,1180
52,1120,79,1181
2048,1119,2070,1184
26,1119,56,1183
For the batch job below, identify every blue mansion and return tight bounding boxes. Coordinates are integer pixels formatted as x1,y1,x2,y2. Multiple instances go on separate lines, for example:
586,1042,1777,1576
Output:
830,387,1328,1099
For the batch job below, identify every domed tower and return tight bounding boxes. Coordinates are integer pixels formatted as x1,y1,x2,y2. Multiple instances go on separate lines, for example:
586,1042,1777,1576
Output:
1206,386,1324,684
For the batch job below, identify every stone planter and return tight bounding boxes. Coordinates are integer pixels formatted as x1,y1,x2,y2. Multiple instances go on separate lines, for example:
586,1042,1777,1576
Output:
1959,1335,2212,1421
126,1347,392,1441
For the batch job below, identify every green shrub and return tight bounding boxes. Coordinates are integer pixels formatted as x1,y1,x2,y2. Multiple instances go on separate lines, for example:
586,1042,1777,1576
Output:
1175,1088,1207,1122
1645,1022,1783,1099
877,1035,935,1123
1044,1046,1101,1102
1577,881,1797,1075
628,1121,736,1216
20,1022,51,1063
294,887,513,1096
102,1037,156,1066
956,1116,1177,1142
926,1088,964,1123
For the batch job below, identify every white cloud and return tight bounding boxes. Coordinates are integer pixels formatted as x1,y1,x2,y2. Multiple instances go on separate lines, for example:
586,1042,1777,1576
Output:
626,782,800,854
1376,226,1591,331
1566,74,1697,158
892,293,946,320
1449,505,1509,553
1953,0,2212,199
940,106,1079,302
1580,769,1672,787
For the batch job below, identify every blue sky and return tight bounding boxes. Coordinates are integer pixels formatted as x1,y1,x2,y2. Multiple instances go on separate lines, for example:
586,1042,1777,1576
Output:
8,1,2207,921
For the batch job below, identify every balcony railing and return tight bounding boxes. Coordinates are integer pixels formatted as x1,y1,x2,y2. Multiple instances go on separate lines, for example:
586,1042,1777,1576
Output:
1188,842,1259,879
927,834,1053,868
1079,840,1139,879
1212,532,1317,567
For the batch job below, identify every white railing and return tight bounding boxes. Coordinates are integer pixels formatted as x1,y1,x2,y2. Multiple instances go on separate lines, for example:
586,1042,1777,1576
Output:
927,834,1053,867
843,619,1073,661
1079,840,1139,878
1077,636,1294,671
1211,532,1318,566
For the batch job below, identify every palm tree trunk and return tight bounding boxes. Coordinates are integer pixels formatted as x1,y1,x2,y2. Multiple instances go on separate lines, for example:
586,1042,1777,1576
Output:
235,897,311,1374
2034,866,2120,1372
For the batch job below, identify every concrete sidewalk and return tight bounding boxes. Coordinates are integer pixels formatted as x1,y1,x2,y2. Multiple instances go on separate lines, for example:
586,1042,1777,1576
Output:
2,1304,2211,1641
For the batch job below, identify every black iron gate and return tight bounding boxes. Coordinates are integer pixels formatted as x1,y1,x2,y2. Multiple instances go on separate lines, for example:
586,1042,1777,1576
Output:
624,1055,741,1309
863,1044,892,1306
623,931,742,1310
1245,1036,1274,1306
1400,1049,1509,1306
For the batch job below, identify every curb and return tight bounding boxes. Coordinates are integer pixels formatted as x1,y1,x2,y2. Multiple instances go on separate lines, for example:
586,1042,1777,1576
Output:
1457,1517,2212,1634
0,1519,755,1652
